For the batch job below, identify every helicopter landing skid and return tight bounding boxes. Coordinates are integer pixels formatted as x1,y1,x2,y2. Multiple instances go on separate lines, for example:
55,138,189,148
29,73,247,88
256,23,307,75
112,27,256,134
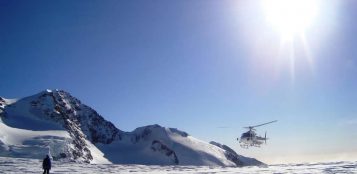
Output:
240,145,248,149
240,143,260,149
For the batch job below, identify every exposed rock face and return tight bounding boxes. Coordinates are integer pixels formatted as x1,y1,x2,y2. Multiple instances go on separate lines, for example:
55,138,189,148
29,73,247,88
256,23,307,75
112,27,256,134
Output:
0,97,6,119
31,90,122,144
0,97,5,110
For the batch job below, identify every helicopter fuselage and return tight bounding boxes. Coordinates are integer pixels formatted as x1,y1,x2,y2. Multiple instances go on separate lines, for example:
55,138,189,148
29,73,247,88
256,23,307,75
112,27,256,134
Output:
237,120,277,148
238,130,266,148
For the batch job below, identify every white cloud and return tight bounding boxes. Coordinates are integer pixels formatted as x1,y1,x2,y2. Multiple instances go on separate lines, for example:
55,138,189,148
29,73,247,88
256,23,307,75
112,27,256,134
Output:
338,118,357,126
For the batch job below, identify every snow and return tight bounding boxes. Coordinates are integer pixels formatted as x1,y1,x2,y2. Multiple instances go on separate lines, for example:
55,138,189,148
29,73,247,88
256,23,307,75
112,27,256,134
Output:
0,121,70,159
84,140,111,164
0,157,356,174
168,133,232,166
3,98,18,105
0,122,69,145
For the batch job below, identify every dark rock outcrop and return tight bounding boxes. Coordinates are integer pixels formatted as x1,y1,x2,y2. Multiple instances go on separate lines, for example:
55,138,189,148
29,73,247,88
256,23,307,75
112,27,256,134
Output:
151,140,179,165
210,141,265,166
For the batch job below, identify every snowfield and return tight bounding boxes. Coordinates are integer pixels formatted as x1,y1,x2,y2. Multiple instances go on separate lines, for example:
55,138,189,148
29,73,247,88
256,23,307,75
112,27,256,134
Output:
0,157,356,174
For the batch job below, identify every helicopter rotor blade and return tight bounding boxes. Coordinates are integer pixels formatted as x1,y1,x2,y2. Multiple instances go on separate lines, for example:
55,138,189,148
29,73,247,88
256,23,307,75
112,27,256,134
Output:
243,127,256,131
250,120,277,128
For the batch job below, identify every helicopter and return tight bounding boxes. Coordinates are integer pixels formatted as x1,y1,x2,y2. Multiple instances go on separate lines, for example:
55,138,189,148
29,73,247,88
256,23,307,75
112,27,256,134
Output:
237,120,277,148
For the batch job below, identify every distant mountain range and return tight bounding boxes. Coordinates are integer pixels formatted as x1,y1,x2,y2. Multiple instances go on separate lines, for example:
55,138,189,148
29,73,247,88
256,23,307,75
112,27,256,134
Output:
0,89,264,166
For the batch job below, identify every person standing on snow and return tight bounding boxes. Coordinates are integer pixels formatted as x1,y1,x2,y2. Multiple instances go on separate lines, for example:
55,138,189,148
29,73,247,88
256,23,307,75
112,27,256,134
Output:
42,155,51,174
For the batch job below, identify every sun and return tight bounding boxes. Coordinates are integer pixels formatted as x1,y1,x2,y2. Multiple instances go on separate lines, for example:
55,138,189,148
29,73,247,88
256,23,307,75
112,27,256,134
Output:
263,0,319,40
260,0,321,83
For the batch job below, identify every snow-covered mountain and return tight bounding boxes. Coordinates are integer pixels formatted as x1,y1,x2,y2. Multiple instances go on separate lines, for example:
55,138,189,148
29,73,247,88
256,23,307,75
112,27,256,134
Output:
0,89,264,166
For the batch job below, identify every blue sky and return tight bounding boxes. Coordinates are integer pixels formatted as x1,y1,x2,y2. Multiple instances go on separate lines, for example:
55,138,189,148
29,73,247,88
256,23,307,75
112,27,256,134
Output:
1,0,357,164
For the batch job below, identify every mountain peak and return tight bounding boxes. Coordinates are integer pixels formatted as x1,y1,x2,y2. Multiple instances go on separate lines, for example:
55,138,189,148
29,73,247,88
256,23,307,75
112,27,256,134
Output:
3,89,122,143
39,89,68,96
132,124,189,139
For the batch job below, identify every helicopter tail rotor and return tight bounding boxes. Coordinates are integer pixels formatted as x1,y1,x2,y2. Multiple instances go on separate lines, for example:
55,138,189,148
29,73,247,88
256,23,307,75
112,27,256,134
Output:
265,131,267,144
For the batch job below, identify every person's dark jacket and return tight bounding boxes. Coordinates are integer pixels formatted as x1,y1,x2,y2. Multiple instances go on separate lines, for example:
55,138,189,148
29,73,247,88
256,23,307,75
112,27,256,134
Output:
42,156,51,170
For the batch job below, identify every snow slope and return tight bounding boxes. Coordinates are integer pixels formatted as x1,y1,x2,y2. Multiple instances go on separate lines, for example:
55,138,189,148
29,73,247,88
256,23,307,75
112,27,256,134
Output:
97,125,241,166
0,120,110,164
0,90,263,166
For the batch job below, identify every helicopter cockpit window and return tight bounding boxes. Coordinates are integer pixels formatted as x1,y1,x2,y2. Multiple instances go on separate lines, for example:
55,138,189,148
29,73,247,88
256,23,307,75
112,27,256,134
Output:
242,132,250,137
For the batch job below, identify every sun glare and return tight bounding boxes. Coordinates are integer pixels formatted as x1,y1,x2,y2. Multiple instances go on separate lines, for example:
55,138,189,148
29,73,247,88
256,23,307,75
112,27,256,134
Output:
263,0,319,40
258,0,324,83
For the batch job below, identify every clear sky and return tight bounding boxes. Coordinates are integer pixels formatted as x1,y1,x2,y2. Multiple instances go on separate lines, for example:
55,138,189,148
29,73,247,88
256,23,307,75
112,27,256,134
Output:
1,0,357,164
